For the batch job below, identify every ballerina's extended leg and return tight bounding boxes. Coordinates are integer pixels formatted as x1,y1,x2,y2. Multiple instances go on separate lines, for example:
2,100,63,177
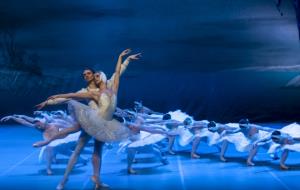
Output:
33,124,81,147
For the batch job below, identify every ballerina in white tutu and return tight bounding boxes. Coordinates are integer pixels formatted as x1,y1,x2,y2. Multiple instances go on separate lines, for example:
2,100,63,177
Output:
206,121,241,162
212,119,274,165
34,49,141,190
269,130,300,170
118,115,173,174
181,117,212,159
0,114,84,175
160,113,181,155
255,123,300,169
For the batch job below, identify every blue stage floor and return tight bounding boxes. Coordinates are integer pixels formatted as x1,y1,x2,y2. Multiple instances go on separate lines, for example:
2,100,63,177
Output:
0,124,299,190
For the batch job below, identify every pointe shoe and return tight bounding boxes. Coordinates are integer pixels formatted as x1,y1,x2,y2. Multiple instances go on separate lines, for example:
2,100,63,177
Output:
33,141,48,147
246,161,255,166
191,153,200,159
280,164,289,170
95,182,110,190
91,176,110,189
46,169,53,175
220,156,227,162
56,178,68,190
56,183,64,190
127,168,137,175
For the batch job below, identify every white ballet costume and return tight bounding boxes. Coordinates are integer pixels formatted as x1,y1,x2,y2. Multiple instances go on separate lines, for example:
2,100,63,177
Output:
216,123,270,152
68,92,130,142
268,123,300,154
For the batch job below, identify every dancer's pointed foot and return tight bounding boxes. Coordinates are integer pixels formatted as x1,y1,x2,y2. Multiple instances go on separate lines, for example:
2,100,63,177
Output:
191,153,200,159
280,164,289,170
91,175,110,189
220,156,227,162
247,160,255,166
127,168,137,175
56,178,68,190
46,168,53,175
95,182,109,190
33,140,49,147
56,182,64,190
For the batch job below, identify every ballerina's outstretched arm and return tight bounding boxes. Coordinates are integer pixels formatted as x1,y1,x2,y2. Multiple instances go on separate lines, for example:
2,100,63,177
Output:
253,134,273,146
32,123,81,148
13,114,36,123
219,125,241,136
251,124,274,132
107,52,141,89
111,49,131,94
1,115,36,128
128,123,170,135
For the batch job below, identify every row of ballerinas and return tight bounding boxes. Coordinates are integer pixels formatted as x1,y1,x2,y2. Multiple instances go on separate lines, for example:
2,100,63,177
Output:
2,103,300,176
114,102,300,171
1,48,299,190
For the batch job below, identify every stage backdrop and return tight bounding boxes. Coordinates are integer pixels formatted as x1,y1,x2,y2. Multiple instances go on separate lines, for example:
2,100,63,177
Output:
1,0,300,122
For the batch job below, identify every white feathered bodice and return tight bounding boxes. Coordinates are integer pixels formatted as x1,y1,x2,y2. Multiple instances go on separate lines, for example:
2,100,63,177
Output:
96,92,117,120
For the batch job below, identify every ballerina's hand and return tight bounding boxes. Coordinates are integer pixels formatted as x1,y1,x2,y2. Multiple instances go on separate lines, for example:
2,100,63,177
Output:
127,53,142,61
1,116,13,122
35,101,47,110
120,48,132,57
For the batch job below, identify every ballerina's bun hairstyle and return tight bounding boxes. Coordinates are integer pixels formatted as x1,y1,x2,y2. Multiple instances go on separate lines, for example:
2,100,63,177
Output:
239,118,250,125
271,130,281,141
207,121,218,132
183,117,193,126
239,118,250,128
163,113,171,120
208,121,216,128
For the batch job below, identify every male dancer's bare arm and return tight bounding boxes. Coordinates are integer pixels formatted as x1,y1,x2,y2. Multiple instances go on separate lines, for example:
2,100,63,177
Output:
35,88,87,110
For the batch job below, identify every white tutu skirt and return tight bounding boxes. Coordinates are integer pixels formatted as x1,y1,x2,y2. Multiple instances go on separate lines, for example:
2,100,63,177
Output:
118,131,166,153
268,123,300,153
177,126,194,146
68,100,130,142
128,131,166,148
218,123,270,152
177,127,214,146
38,131,81,162
280,123,300,138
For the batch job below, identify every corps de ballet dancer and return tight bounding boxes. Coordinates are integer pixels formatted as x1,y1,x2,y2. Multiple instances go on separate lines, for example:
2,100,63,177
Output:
255,123,300,169
208,119,274,165
0,113,84,175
